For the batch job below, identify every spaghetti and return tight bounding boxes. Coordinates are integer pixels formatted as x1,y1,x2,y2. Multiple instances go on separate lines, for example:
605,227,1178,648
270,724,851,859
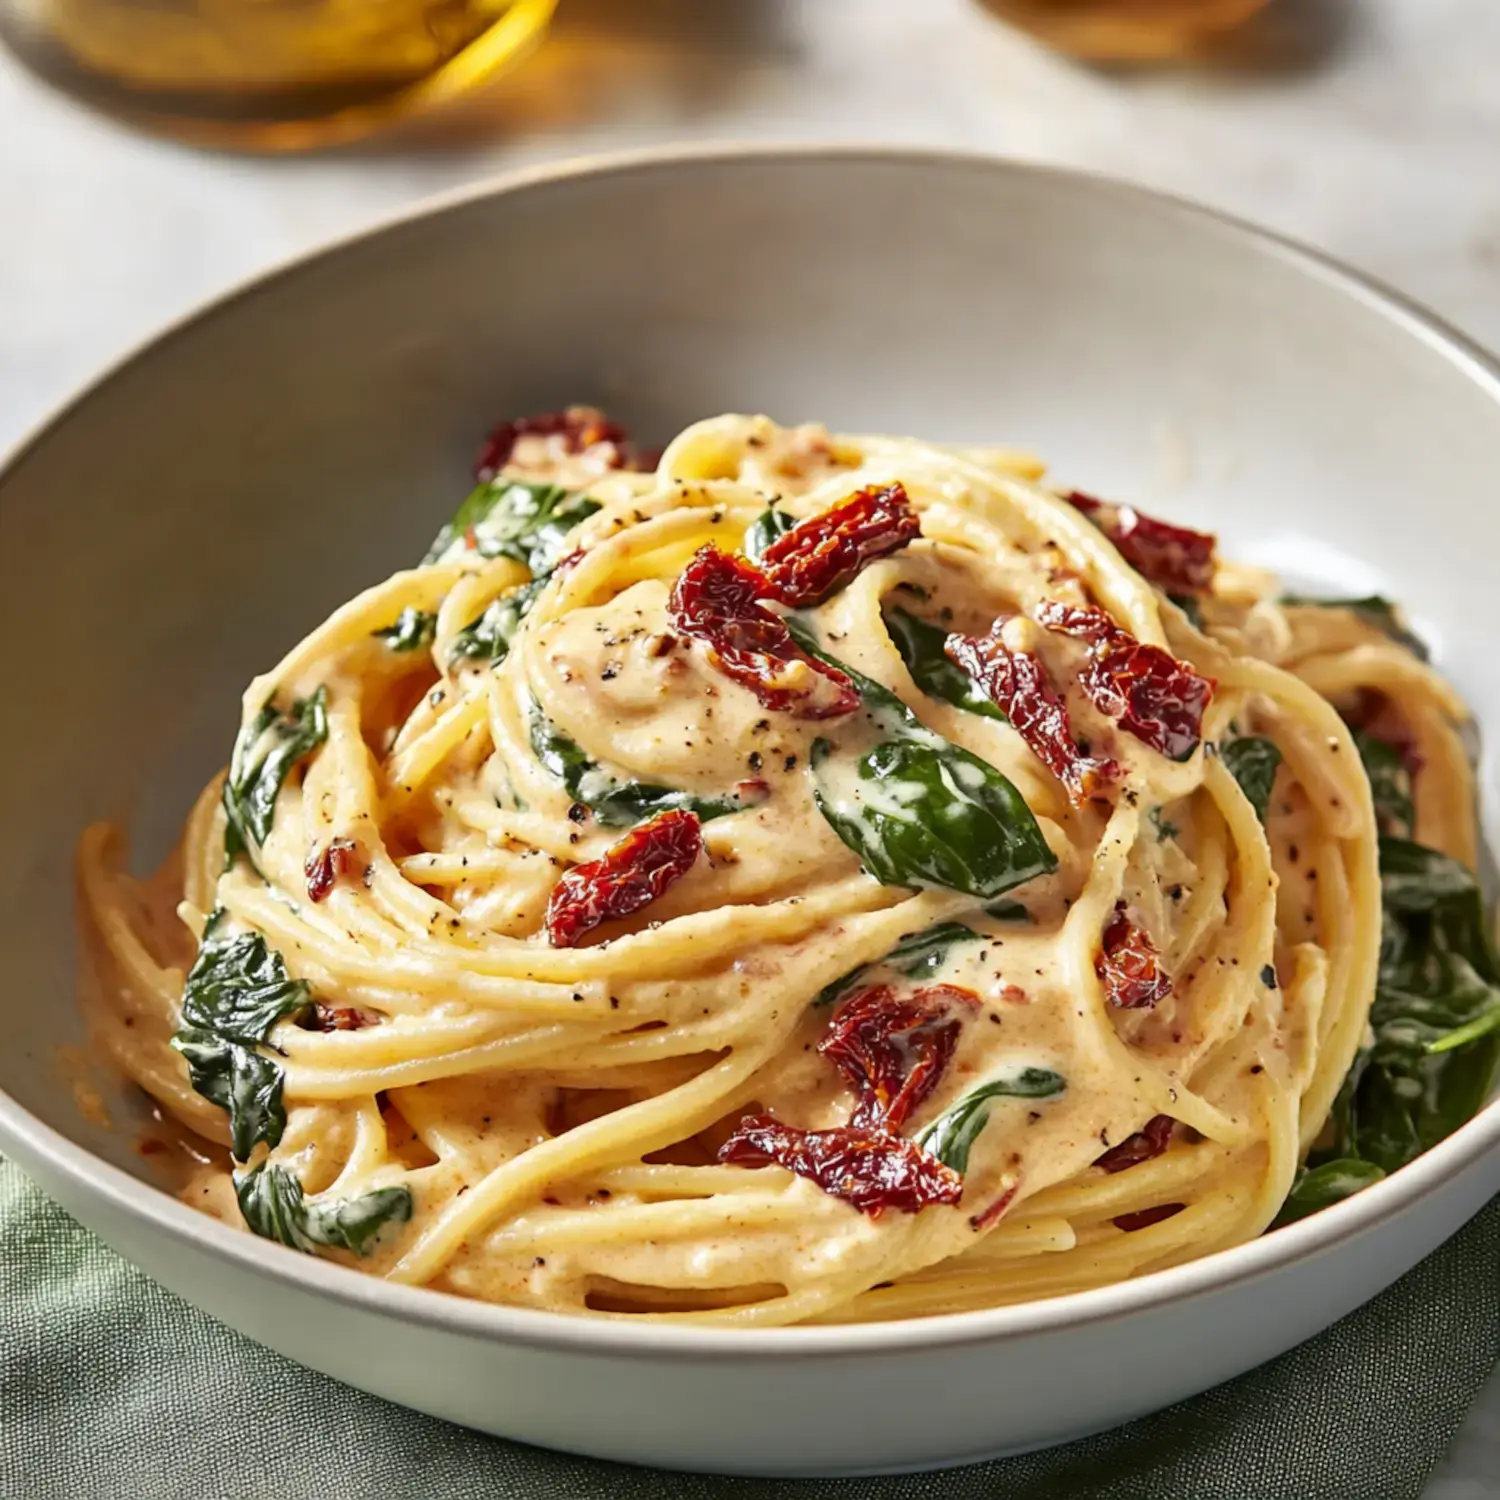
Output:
76,412,1495,1325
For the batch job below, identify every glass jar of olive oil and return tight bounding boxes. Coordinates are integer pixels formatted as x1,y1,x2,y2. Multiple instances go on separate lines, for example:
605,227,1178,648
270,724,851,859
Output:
0,0,556,150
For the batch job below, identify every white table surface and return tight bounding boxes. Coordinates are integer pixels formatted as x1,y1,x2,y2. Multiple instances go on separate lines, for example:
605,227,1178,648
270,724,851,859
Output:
1,0,1496,1490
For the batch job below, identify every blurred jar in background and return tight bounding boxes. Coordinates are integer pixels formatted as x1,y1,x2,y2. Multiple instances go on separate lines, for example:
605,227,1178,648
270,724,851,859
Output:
982,0,1272,60
0,0,556,150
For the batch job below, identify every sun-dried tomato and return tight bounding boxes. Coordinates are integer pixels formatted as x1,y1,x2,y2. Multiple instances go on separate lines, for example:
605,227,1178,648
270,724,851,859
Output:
1114,1203,1185,1232
818,984,976,1132
969,1179,1020,1232
760,483,922,607
1095,1113,1176,1173
546,809,702,948
717,1112,962,1217
1343,689,1424,776
1097,902,1173,1010
475,406,644,482
305,837,359,904
1036,601,1214,762
669,546,859,719
1066,491,1216,596
945,627,1122,804
306,1003,377,1032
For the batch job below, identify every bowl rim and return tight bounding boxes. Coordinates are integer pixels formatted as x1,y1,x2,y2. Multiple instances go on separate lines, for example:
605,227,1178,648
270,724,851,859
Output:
2,140,1497,1361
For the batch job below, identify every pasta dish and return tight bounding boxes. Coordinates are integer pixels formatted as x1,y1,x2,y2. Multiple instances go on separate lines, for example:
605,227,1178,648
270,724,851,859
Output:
77,410,1500,1325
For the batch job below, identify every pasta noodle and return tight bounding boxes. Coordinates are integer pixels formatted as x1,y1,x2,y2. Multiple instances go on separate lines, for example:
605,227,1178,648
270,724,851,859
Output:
76,412,1490,1325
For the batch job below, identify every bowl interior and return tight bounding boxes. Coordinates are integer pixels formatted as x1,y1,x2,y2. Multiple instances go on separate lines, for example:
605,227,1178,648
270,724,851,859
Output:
2,149,1498,1184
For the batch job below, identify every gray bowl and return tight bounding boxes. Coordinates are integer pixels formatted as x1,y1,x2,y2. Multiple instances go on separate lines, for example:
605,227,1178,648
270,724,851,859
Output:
1,146,1496,1476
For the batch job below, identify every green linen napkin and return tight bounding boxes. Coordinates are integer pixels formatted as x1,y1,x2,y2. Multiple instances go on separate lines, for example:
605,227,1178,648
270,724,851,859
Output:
2,1157,1494,1500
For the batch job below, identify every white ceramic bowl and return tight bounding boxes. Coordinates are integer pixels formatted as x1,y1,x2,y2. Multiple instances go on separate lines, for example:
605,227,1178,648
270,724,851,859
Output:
0,146,1496,1478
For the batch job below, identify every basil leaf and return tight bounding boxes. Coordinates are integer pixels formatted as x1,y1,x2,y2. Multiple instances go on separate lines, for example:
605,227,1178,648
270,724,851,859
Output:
1349,729,1414,838
1220,736,1282,824
916,1069,1067,1173
1315,836,1500,1177
424,478,601,571
744,507,796,563
372,608,437,653
235,1165,412,1258
1280,593,1428,662
884,607,1007,722
527,702,746,828
449,578,545,663
223,687,328,871
810,736,1056,900
814,920,985,1007
170,913,310,1161
1272,1159,1386,1228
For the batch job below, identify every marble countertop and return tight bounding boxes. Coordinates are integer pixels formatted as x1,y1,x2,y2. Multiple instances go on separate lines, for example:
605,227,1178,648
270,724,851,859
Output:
1,0,1495,1490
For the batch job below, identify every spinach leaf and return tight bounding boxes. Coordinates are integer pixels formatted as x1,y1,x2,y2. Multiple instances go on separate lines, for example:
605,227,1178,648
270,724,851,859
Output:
222,687,329,870
814,921,984,1007
372,608,437,653
170,913,310,1161
784,616,938,743
1167,592,1203,629
448,578,545,663
424,478,601,572
744,507,796,563
527,703,746,828
987,899,1033,922
1220,736,1282,824
1350,728,1415,838
235,1165,412,1257
1428,1003,1500,1054
884,607,1007,722
810,736,1056,900
1280,593,1428,662
1272,1159,1386,1228
1379,838,1484,915
787,618,1054,900
916,1069,1067,1174
1312,837,1500,1179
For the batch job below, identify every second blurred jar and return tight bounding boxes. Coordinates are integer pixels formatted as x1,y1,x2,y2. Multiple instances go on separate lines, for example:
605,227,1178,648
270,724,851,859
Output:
0,0,557,150
982,0,1271,60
